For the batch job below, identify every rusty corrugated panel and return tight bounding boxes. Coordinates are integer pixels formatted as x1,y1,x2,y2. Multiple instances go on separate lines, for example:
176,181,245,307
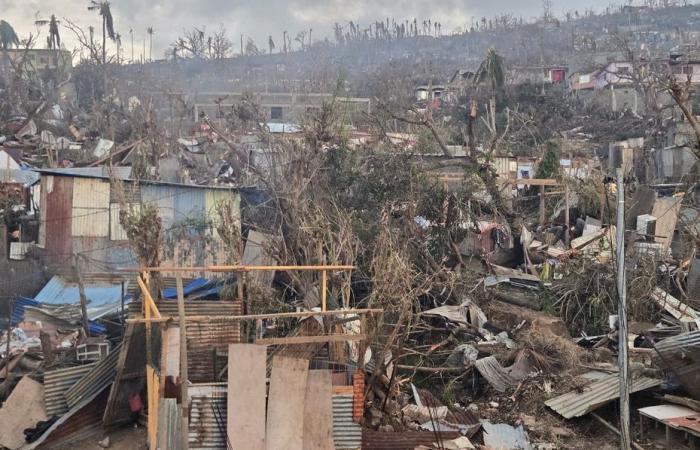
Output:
65,343,121,408
361,430,462,450
43,175,74,264
544,373,661,419
71,177,110,237
653,330,700,399
127,298,233,318
30,388,109,449
44,363,97,417
334,394,363,450
187,313,242,382
189,388,228,449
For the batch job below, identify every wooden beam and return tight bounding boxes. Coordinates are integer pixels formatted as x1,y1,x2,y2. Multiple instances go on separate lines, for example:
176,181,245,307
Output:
255,334,368,346
321,270,328,312
137,276,161,319
175,275,189,450
126,308,382,324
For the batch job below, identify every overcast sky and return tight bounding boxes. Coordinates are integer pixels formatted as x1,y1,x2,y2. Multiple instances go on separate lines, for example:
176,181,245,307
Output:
1,0,612,60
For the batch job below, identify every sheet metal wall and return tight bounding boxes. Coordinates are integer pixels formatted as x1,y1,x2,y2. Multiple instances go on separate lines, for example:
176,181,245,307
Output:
42,175,74,265
71,177,110,237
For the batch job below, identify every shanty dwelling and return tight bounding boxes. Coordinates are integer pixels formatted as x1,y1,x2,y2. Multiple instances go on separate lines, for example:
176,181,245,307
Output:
32,166,240,271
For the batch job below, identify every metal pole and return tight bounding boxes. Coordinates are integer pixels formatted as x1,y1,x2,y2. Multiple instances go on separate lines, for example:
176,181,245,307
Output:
616,168,631,450
176,275,189,449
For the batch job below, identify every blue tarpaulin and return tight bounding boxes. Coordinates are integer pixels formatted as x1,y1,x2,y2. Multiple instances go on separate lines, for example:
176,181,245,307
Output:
162,278,223,300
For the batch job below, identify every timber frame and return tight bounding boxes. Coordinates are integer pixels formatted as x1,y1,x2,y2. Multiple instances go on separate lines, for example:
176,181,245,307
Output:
130,264,381,450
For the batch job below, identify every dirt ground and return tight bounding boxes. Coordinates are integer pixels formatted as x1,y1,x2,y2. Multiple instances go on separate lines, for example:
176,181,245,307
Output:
54,424,147,450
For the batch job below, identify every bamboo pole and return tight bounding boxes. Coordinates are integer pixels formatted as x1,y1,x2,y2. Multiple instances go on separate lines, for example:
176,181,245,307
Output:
321,270,328,311
126,308,382,324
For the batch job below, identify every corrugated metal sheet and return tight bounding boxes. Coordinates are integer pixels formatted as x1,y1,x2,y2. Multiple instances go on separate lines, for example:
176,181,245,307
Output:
71,177,110,237
34,275,124,307
44,363,97,417
653,330,700,399
127,299,233,318
544,373,661,419
43,175,73,264
333,394,363,450
109,203,130,241
27,387,109,450
127,300,242,382
65,343,121,408
187,315,242,382
189,392,228,449
158,398,183,450
361,430,462,450
11,296,40,325
35,167,133,179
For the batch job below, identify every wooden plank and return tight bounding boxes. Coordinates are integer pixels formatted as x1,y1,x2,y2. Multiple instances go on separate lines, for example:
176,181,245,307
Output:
302,371,334,450
147,365,158,450
255,334,368,346
228,344,267,450
0,376,47,449
266,356,309,450
126,308,382,324
321,270,328,311
138,276,162,319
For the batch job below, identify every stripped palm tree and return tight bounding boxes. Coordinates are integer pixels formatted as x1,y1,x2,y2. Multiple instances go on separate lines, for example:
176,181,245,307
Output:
0,20,20,50
146,26,153,61
35,14,61,49
473,47,505,134
88,1,116,64
268,35,275,54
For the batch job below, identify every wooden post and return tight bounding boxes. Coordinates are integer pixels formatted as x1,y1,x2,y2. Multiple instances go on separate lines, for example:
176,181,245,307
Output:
176,275,189,450
321,270,328,311
74,256,90,338
539,185,546,226
565,184,571,246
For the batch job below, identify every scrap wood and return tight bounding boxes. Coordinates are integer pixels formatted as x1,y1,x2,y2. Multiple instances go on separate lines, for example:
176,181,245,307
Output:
0,376,47,449
660,394,700,412
650,288,699,326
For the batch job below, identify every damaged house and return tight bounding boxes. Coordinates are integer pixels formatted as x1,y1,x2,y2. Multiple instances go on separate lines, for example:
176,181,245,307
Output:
33,167,240,270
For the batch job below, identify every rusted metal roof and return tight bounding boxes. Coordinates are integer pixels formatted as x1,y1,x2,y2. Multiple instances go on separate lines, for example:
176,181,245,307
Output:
545,373,661,419
333,394,363,450
25,388,109,449
361,430,462,450
127,299,238,318
187,316,242,382
65,343,121,408
44,363,97,417
653,330,700,399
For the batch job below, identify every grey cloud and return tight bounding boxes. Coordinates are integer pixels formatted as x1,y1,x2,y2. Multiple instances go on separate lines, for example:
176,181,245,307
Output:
0,0,610,58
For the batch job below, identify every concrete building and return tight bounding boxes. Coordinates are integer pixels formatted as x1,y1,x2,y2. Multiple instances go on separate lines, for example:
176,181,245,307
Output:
193,92,371,124
0,48,72,77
